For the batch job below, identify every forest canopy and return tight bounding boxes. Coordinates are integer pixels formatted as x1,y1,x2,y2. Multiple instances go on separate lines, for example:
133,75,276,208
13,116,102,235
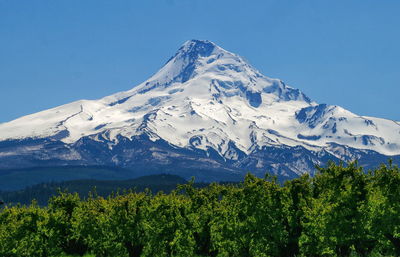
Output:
1,161,400,257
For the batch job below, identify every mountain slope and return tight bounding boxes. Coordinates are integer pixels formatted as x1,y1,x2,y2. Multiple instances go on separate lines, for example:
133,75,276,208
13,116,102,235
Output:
0,40,399,180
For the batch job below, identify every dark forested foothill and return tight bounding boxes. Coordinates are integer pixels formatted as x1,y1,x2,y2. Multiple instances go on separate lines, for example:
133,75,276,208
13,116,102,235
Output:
0,174,194,206
1,162,400,256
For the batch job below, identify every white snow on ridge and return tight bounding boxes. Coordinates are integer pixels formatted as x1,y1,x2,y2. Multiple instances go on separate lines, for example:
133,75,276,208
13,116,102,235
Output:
0,39,399,157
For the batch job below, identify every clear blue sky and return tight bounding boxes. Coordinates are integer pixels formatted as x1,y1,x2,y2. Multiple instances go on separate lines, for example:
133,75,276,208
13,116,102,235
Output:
1,0,399,122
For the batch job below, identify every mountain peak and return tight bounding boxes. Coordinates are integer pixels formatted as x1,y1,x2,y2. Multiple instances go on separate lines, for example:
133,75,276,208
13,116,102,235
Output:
138,40,228,89
165,40,220,65
170,39,225,66
180,39,217,56
131,40,312,105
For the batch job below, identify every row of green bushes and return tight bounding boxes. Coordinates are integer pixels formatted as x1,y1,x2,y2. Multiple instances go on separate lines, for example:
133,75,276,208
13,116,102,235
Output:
1,162,400,256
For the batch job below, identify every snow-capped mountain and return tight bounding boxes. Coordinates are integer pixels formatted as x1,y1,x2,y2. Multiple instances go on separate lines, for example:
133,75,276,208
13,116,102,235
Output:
1,40,399,181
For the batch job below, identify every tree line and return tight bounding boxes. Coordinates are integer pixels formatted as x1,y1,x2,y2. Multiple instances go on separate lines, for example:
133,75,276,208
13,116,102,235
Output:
1,162,400,256
0,174,193,206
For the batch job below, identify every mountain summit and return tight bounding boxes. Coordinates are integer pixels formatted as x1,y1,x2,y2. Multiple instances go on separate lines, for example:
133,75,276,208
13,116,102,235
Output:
0,40,399,180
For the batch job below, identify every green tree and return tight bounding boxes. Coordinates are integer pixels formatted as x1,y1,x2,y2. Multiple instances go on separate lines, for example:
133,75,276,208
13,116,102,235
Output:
300,162,373,257
142,192,196,257
282,174,312,257
0,203,57,257
48,191,88,256
179,181,226,256
210,174,288,257
108,192,150,257
368,162,400,256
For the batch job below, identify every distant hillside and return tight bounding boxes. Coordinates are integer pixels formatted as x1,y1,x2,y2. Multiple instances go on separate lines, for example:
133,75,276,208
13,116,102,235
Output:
0,165,145,191
0,164,245,192
0,174,210,206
